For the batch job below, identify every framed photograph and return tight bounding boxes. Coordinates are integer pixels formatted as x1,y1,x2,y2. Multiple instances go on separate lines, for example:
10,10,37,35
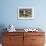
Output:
18,7,34,19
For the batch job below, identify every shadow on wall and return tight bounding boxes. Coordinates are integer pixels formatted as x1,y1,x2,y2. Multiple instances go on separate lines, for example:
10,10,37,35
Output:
0,24,7,43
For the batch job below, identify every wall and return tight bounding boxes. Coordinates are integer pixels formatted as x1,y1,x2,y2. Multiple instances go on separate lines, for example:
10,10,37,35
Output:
0,0,46,29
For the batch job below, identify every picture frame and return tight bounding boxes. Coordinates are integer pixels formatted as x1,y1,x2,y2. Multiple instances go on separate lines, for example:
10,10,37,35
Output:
18,7,34,19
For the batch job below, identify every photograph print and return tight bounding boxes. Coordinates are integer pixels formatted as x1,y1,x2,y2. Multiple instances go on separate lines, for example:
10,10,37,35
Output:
18,7,34,19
